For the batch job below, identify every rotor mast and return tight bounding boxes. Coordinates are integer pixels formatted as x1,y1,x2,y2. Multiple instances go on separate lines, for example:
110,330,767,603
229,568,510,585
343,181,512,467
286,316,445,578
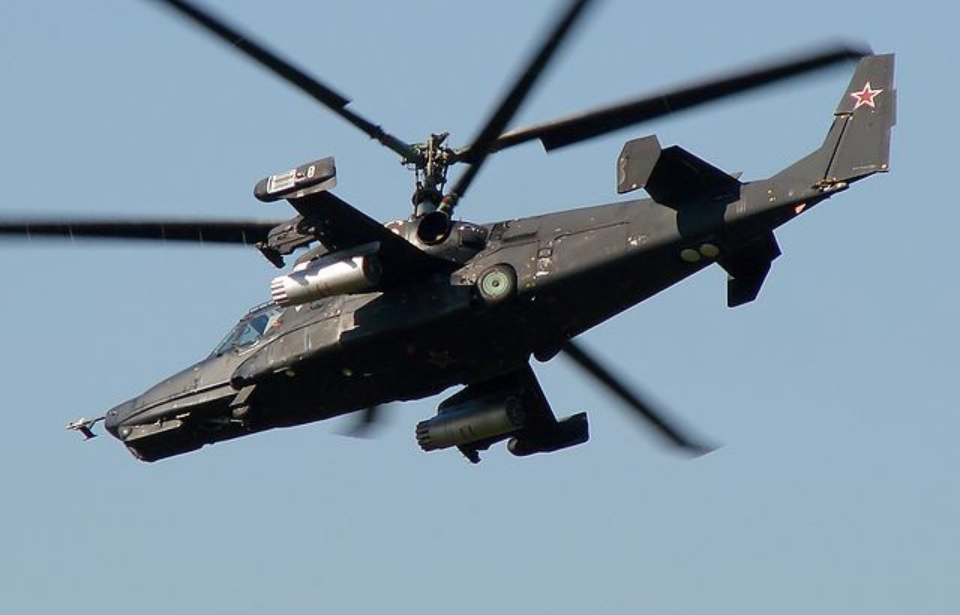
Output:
410,132,455,217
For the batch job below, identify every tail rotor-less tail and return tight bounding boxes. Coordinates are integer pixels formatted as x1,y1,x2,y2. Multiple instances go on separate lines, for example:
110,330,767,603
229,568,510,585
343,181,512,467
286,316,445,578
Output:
775,54,896,188
826,53,896,184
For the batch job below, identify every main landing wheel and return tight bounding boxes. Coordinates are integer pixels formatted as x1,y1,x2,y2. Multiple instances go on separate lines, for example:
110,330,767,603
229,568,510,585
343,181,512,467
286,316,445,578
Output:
476,264,517,305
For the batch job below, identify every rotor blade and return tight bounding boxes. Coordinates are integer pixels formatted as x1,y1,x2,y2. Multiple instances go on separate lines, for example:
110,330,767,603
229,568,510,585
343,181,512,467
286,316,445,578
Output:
472,43,869,154
0,218,284,245
342,405,383,438
562,339,714,455
445,0,596,206
152,0,420,163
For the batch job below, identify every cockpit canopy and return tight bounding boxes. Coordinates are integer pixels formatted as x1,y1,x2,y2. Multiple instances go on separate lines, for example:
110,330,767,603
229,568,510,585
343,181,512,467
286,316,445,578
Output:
213,304,284,355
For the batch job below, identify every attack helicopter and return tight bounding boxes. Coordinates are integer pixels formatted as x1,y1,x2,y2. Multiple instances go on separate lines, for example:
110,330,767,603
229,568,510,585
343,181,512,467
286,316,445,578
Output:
0,0,895,464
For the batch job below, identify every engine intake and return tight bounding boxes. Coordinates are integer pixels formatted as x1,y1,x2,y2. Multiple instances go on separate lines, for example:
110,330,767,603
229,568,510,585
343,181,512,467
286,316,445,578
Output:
416,395,525,451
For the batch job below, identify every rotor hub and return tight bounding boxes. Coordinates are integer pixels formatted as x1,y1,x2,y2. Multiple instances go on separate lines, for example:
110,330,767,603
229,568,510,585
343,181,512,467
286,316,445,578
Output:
411,132,458,216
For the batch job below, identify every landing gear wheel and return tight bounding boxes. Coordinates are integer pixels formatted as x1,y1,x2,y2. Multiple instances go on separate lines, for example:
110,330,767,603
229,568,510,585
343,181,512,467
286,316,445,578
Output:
476,264,517,305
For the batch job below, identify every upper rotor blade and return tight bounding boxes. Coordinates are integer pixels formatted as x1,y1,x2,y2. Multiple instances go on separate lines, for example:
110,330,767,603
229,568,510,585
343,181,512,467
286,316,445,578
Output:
445,0,596,205
152,0,420,163
0,219,283,245
562,339,714,455
480,43,869,154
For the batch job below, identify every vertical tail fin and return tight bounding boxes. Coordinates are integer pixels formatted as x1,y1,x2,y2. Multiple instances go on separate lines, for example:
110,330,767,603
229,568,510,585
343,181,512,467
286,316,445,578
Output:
826,53,896,182
775,54,896,186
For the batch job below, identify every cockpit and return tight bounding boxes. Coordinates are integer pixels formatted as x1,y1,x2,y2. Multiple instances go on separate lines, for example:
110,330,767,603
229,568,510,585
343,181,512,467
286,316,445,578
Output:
213,304,284,356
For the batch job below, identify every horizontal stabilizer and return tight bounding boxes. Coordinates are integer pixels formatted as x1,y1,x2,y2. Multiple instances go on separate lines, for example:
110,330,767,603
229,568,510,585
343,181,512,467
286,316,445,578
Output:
720,232,781,307
617,135,741,203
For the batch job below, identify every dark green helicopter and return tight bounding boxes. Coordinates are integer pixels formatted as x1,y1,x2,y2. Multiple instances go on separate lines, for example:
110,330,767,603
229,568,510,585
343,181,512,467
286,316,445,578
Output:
8,0,895,463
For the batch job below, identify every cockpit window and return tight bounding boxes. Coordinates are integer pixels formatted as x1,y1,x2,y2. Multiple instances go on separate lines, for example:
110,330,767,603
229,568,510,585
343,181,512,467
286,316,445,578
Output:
213,306,284,355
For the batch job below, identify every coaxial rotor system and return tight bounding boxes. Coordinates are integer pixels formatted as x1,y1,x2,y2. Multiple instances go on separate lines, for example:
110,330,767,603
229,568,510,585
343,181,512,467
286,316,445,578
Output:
1,0,866,247
149,0,866,242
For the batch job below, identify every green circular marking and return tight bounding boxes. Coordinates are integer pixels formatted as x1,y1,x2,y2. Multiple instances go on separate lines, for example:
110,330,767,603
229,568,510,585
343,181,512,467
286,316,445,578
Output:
481,270,510,297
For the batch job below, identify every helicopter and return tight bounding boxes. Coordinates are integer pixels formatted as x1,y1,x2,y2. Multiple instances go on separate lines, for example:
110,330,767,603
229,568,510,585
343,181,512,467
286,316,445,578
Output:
0,0,895,464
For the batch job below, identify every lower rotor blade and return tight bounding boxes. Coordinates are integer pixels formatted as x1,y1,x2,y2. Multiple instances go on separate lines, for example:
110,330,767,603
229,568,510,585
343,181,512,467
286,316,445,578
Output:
342,405,383,438
0,219,283,245
485,43,869,153
562,339,713,455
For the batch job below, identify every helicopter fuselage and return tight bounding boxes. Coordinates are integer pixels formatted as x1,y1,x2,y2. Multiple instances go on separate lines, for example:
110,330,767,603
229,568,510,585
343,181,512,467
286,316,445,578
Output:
103,170,824,462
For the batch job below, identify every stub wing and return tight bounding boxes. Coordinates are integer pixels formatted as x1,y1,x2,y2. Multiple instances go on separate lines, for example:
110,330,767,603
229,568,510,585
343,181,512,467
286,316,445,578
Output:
288,191,455,285
418,365,589,463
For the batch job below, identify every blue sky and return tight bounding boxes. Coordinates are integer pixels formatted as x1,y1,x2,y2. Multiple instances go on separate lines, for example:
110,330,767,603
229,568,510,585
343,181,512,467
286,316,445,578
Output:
1,1,957,614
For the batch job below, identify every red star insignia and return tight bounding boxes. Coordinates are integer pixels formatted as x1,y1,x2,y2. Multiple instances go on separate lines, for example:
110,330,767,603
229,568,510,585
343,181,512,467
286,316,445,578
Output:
850,82,883,110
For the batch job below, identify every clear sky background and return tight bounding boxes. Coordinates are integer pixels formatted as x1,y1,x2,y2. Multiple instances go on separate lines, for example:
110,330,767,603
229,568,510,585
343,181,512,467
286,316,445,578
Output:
1,1,956,613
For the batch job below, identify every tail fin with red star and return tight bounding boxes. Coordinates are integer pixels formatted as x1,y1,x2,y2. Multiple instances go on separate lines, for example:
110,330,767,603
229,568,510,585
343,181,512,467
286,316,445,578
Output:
826,53,896,183
773,54,896,187
719,55,894,308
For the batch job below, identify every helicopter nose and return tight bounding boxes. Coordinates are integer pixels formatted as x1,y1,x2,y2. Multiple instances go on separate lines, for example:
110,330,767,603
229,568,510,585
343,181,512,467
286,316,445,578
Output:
103,399,136,438
103,398,203,462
